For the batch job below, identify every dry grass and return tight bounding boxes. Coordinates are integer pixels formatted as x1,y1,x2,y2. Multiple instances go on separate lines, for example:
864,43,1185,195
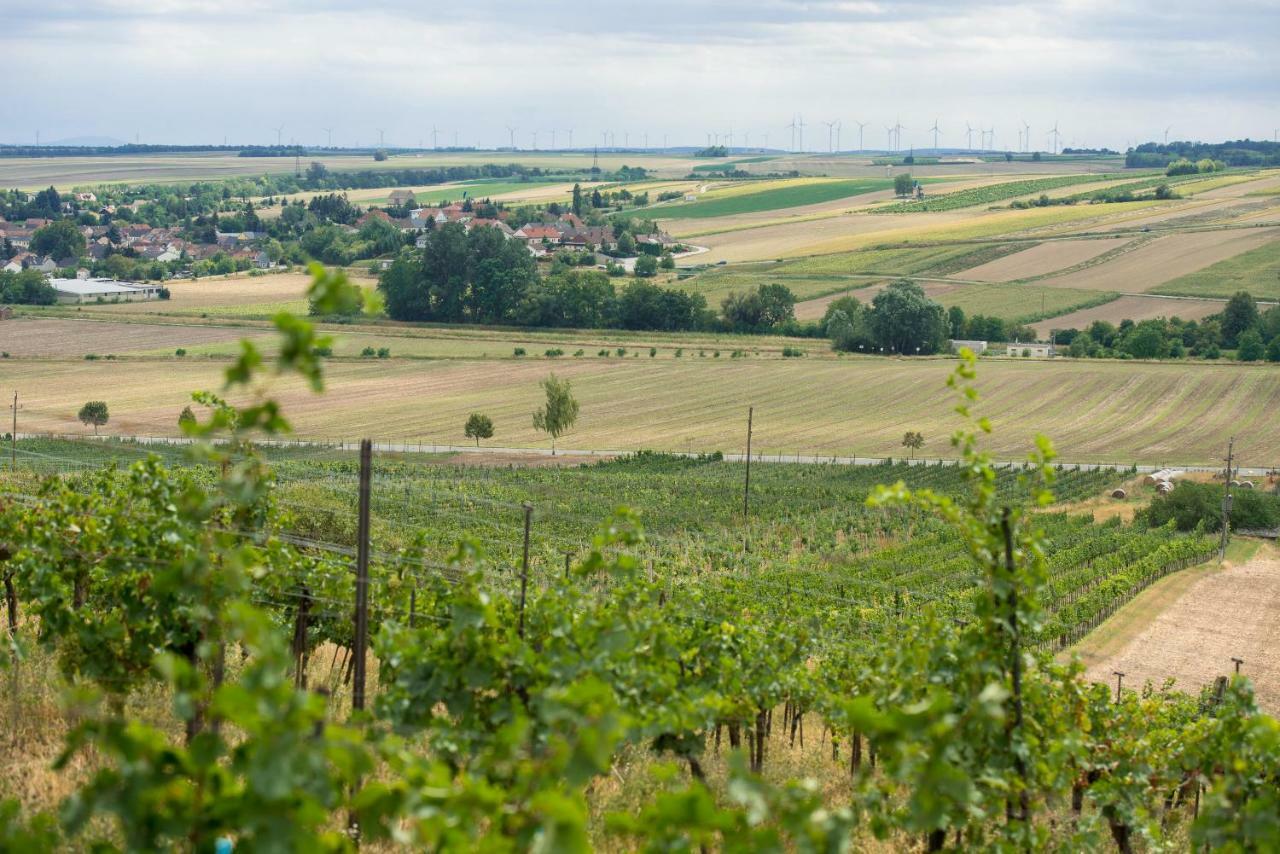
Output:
7,355,1280,465
0,317,273,357
957,237,1133,282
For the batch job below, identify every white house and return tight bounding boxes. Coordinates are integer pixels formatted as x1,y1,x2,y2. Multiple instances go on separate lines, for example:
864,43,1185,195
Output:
1006,343,1055,358
948,339,988,355
48,277,163,304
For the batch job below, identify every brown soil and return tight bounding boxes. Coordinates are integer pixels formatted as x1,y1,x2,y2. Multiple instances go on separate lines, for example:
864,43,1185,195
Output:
958,237,1132,282
1080,542,1280,712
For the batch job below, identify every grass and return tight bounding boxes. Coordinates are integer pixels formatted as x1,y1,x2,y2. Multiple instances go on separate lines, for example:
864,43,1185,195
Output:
937,284,1118,323
1151,237,1280,299
8,354,1280,465
877,173,1144,212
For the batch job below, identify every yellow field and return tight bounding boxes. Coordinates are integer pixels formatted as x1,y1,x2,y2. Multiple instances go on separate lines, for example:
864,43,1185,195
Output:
6,351,1280,465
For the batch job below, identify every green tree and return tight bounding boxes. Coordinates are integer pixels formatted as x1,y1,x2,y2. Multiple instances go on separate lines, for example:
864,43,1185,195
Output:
178,406,196,428
893,173,913,197
464,413,495,446
572,183,583,216
659,253,675,270
947,305,966,338
31,219,87,261
1236,328,1264,362
1121,320,1169,359
531,374,579,455
868,280,947,354
1221,291,1258,347
634,255,658,277
617,232,637,255
901,430,924,459
78,400,109,435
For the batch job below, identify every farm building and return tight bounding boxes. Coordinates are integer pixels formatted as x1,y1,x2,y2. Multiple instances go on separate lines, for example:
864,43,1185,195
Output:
948,339,988,355
1006,343,1055,358
48,278,163,304
387,189,417,207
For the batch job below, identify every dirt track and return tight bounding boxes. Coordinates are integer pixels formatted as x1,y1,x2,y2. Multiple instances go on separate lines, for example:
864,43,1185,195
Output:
1080,543,1280,712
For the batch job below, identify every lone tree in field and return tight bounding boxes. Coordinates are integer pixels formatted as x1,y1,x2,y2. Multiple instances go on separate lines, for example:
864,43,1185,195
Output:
464,413,495,447
532,374,579,455
178,406,196,429
902,430,925,459
78,401,109,435
893,173,914,197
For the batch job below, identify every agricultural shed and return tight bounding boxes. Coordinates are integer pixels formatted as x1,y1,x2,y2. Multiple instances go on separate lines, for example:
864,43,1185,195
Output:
949,339,988,355
1006,343,1055,358
48,277,162,304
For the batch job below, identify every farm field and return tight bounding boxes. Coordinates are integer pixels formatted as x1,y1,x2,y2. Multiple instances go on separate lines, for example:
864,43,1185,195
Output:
1152,236,1280,299
1034,227,1280,292
645,178,895,219
7,353,1280,466
1080,542,1280,713
0,317,274,358
957,236,1133,281
1031,295,1225,338
793,280,1115,323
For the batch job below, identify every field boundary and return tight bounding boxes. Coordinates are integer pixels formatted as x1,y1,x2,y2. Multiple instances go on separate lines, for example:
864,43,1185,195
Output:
13,432,1274,476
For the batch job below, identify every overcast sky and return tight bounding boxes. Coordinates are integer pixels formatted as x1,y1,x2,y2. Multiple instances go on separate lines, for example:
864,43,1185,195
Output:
3,0,1276,151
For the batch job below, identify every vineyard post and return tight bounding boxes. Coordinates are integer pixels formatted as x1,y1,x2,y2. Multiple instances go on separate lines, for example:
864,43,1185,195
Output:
518,503,532,640
1232,657,1243,675
562,549,572,580
743,406,753,518
1113,671,1125,703
351,439,372,714
9,391,20,471
1219,437,1234,561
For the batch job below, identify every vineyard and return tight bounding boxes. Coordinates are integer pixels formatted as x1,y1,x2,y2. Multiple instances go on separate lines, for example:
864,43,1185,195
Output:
1,272,1277,852
877,172,1143,213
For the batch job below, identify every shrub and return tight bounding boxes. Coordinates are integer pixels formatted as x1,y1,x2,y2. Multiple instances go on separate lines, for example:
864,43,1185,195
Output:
781,346,804,358
361,346,377,357
1143,481,1280,532
649,347,657,358
84,354,99,360
513,347,527,357
616,347,627,357
674,348,683,357
545,348,564,358
175,348,187,357
573,349,585,357
597,349,609,357
377,347,390,359
312,345,333,357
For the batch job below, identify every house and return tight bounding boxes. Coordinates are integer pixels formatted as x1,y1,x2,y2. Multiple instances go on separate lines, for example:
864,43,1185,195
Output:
48,277,162,303
28,256,58,273
2,257,24,274
387,189,417,208
949,340,988,355
512,224,562,244
1006,342,1054,358
75,192,97,203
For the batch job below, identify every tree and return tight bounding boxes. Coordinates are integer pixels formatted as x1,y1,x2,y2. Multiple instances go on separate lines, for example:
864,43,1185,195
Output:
947,305,966,338
659,253,676,270
634,255,658,277
721,284,796,331
78,401,109,435
868,280,948,354
572,183,583,217
1221,291,1259,347
1237,329,1264,362
531,374,579,455
616,232,637,256
178,406,196,428
893,173,914,197
464,413,495,446
901,430,925,459
31,219,87,261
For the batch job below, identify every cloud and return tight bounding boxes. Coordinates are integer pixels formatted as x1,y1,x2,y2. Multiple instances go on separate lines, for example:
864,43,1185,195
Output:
0,0,1275,147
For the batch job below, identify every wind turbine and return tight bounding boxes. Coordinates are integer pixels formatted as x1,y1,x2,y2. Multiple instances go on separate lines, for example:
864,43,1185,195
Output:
1164,125,1172,145
506,125,517,149
377,128,386,148
431,125,438,149
531,130,538,150
823,120,837,152
797,115,806,152
274,124,285,147
1049,121,1061,155
567,129,574,148
550,129,557,150
322,127,333,147
835,121,842,152
1022,119,1031,153
885,125,894,151
854,120,868,152
986,126,995,150
892,119,905,152
965,122,975,151
930,118,941,151
785,117,799,152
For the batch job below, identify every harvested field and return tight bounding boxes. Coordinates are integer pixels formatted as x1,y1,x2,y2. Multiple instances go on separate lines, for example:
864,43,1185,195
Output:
1153,236,1280,300
1035,228,1280,292
1031,295,1223,338
957,237,1132,282
1080,543,1280,713
81,272,330,316
9,355,1280,465
0,317,272,357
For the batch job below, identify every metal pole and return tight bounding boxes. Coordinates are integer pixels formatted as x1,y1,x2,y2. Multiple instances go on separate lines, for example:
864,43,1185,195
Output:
351,439,372,713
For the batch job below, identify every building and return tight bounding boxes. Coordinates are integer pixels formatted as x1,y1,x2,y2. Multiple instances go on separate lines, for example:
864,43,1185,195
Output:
387,189,417,208
1006,342,1055,358
48,277,163,304
948,339,988,355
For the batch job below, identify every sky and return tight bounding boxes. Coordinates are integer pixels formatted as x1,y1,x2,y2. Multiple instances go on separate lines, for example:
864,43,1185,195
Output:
2,0,1277,151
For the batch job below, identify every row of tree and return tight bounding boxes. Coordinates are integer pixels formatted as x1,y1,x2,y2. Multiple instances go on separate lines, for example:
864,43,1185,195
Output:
1057,292,1275,361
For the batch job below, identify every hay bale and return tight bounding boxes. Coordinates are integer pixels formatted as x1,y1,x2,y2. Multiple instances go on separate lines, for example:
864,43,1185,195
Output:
1111,488,1127,499
1240,480,1255,490
1157,481,1174,494
1230,480,1241,488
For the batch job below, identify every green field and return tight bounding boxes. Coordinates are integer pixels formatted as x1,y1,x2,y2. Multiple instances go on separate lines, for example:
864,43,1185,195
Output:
1152,237,1280,299
647,178,894,218
879,172,1143,212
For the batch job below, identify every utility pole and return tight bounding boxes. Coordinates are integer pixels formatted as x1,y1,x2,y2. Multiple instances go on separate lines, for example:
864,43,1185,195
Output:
9,392,19,471
351,439,372,714
1220,437,1234,561
518,503,532,639
743,406,754,518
